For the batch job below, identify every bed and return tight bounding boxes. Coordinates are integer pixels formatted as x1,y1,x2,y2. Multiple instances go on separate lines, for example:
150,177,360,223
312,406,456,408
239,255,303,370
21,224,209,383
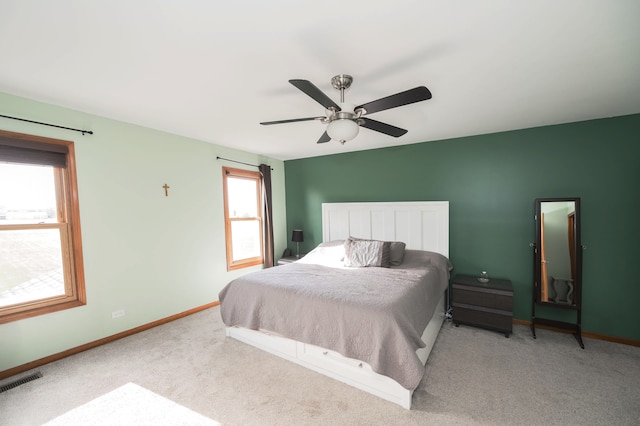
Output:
219,201,450,409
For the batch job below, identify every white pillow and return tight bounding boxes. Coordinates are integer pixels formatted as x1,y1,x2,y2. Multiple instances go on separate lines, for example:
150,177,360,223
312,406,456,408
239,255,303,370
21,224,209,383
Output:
296,240,346,267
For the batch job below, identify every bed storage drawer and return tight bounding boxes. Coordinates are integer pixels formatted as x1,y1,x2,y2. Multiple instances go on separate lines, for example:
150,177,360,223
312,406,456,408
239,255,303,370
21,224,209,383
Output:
226,327,297,359
299,343,373,373
296,341,409,404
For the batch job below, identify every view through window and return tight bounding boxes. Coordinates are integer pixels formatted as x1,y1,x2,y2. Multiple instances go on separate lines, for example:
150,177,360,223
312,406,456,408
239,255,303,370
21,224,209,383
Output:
222,167,263,270
0,164,65,307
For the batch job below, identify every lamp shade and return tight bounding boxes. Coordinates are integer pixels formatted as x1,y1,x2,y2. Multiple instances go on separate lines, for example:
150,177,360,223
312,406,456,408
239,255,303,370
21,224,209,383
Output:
291,229,304,243
326,119,359,143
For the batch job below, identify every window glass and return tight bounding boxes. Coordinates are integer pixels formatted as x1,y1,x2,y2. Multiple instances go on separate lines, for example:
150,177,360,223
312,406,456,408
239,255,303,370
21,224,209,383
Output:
227,177,258,218
0,228,65,306
0,164,57,224
0,164,66,307
230,219,261,261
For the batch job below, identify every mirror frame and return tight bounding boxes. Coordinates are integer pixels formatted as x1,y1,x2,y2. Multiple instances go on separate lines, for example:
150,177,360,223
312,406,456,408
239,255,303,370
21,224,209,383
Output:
534,197,582,309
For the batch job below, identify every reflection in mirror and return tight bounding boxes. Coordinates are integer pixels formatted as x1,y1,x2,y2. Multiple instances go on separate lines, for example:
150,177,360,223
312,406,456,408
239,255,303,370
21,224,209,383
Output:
539,201,577,305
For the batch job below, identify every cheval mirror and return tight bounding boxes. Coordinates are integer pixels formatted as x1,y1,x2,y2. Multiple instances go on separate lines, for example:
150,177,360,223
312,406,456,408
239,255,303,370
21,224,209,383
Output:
531,198,584,348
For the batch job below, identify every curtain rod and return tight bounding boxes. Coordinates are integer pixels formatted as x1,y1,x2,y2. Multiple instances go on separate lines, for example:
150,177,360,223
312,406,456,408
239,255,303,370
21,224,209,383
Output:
216,156,273,170
0,114,93,135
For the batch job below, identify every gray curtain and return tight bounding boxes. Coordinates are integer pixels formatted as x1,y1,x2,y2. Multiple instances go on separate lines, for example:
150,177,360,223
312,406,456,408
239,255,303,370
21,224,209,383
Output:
259,164,274,267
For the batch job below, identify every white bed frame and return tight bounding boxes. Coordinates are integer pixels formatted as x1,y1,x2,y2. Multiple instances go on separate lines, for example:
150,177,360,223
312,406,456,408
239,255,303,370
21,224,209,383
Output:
226,201,449,409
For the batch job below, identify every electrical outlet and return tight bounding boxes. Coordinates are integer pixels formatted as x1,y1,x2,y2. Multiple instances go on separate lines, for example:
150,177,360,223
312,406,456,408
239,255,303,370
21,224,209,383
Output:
111,309,125,319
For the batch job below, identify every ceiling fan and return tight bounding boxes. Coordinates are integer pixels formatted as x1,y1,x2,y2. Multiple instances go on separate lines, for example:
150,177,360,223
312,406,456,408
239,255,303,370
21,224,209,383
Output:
260,75,432,144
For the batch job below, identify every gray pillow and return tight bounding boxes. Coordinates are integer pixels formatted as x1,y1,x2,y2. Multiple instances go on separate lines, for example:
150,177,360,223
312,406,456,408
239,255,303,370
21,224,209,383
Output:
343,237,391,267
389,241,406,266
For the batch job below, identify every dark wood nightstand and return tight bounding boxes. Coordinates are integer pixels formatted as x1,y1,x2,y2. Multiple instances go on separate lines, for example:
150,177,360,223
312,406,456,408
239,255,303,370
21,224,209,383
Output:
452,274,513,337
277,256,301,265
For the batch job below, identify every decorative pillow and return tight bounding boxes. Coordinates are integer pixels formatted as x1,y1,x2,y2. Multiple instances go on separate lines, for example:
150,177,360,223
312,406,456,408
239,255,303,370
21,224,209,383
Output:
389,241,406,266
344,236,390,267
348,236,405,266
343,237,391,268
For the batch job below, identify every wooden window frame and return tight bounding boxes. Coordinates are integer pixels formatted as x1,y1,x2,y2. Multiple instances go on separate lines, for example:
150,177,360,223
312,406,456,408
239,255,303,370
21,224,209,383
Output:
222,167,264,271
0,130,86,324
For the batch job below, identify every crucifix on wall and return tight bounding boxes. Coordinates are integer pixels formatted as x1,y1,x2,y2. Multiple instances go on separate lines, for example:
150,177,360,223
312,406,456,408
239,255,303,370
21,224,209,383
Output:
163,183,170,196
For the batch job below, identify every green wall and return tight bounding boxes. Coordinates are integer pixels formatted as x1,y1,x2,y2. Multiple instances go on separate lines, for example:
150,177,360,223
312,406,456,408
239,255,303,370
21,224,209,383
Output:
284,114,640,341
0,92,287,372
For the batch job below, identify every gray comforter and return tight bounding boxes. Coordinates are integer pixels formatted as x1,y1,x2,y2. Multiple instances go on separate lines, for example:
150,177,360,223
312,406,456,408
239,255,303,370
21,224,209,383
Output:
219,249,451,390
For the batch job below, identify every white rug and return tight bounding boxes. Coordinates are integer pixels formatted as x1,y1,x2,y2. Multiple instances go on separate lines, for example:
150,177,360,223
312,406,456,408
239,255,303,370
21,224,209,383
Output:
44,382,219,425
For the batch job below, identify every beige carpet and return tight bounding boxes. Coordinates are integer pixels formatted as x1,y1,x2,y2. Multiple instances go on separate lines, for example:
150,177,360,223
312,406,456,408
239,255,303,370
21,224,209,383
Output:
1,306,639,425
44,382,219,425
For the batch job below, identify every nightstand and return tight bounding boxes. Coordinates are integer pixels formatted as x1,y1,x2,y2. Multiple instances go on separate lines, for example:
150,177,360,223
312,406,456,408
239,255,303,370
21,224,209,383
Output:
277,256,300,265
452,274,513,337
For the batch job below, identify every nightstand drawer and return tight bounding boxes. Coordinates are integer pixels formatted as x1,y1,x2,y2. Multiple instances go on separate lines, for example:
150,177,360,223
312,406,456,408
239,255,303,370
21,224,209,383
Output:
452,286,512,312
453,305,513,334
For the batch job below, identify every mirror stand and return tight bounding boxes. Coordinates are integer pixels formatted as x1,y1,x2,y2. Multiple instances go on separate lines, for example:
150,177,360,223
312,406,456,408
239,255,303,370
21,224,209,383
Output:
530,198,584,349
530,271,584,348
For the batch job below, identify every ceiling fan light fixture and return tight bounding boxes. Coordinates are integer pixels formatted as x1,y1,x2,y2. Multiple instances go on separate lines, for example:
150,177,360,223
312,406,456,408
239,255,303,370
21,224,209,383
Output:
327,119,359,144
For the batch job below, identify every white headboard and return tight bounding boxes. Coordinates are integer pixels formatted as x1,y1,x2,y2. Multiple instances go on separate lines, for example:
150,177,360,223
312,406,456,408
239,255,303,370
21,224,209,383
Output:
322,201,449,257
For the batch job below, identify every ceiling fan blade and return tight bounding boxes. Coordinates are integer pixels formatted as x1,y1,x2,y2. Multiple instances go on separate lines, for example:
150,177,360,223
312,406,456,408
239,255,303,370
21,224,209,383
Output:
317,131,331,144
360,118,408,137
356,86,432,115
260,116,324,125
289,79,341,111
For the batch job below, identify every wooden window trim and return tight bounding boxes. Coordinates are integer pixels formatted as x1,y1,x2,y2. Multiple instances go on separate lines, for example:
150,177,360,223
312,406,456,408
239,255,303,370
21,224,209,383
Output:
222,167,264,271
0,130,86,324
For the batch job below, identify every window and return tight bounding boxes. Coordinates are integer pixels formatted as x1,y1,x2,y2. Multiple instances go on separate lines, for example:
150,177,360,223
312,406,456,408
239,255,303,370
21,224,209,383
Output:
222,167,263,270
0,130,86,324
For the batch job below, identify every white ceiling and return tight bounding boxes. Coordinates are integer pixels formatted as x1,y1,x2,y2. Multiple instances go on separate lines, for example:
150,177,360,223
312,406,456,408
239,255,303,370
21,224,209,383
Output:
1,1,639,161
